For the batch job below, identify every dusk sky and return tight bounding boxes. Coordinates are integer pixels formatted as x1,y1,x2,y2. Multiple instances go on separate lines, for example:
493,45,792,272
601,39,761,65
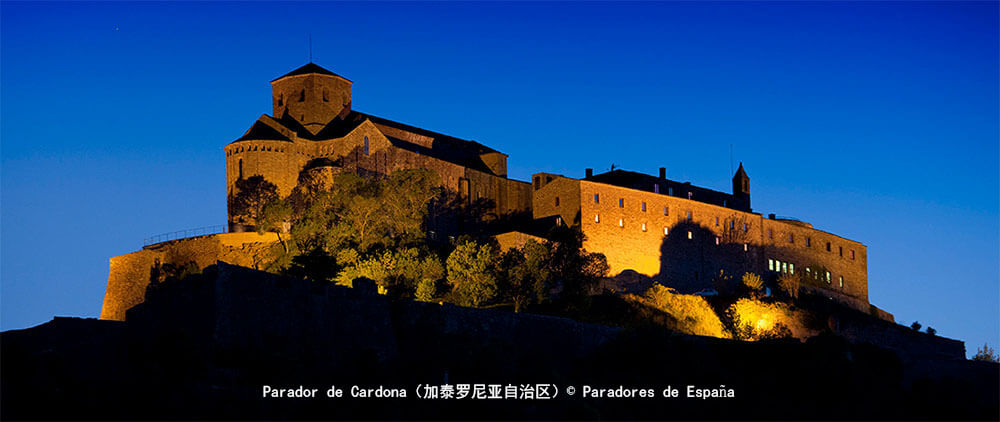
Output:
2,2,997,356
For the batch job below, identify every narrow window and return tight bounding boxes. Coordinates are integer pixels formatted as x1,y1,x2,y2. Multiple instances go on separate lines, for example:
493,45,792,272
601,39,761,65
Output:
668,187,674,196
768,229,773,239
363,136,370,155
594,193,599,203
782,262,788,274
768,259,774,271
729,221,735,230
743,243,748,251
322,90,329,102
825,271,831,283
839,246,843,257
299,89,305,102
743,223,749,232
687,191,693,200
839,276,844,288
806,237,811,247
789,263,794,274
715,237,720,245
663,206,669,216
714,217,719,226
278,94,284,106
641,202,647,212
555,197,560,207
238,159,243,179
642,223,647,232
826,242,832,252
686,211,692,221
663,227,669,235
595,214,600,223
619,218,624,228
556,216,562,226
788,234,794,243
534,176,540,190
723,199,728,207
850,250,855,260
687,231,693,240
654,184,660,193
619,198,624,208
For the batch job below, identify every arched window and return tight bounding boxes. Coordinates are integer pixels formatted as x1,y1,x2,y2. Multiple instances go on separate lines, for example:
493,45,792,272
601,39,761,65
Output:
299,89,305,102
363,136,370,155
323,90,329,102
238,159,243,179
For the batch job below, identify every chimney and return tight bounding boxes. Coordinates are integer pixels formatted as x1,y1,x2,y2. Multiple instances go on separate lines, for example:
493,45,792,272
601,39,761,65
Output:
585,168,593,178
659,167,666,179
768,213,776,220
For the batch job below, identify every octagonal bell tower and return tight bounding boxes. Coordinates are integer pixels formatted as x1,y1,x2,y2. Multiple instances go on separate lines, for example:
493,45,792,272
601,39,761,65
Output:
271,63,352,135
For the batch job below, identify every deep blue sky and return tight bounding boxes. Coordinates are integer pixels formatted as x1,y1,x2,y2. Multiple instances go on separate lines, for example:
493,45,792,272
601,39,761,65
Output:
2,2,997,356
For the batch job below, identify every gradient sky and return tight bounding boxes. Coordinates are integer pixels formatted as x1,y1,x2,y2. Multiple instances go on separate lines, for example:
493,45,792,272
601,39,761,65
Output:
2,1,997,356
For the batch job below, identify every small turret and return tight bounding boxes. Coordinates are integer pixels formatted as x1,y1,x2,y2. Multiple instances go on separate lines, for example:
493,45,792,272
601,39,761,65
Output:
732,162,750,210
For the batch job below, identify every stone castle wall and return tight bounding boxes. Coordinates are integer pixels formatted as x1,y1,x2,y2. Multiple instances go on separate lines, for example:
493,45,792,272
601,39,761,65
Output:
100,232,278,321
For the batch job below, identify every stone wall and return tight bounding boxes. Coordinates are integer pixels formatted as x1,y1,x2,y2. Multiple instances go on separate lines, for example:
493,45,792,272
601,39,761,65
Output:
100,232,278,321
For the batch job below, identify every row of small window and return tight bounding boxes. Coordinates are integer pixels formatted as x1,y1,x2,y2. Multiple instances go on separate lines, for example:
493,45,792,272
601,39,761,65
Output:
228,145,287,155
769,258,846,288
277,89,332,106
766,230,856,260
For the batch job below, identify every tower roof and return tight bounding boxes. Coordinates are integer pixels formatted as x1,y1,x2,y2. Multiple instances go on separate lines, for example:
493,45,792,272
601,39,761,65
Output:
733,162,748,178
271,62,351,82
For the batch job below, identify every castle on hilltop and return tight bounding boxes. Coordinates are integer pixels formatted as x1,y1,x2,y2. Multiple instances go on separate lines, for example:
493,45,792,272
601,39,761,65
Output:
101,62,883,321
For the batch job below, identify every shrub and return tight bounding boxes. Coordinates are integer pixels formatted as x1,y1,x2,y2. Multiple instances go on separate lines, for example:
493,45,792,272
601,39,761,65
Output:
925,327,936,336
910,321,922,331
777,273,800,300
726,298,816,341
741,272,764,293
415,278,436,302
446,241,498,307
636,284,729,338
972,343,999,363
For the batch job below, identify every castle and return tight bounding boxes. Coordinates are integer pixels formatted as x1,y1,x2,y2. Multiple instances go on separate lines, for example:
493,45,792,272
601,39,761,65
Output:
101,63,879,321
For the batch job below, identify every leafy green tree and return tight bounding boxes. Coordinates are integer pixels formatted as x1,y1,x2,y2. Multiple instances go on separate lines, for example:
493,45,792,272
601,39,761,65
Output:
446,241,499,307
415,278,437,302
546,226,608,306
228,175,279,226
496,240,553,312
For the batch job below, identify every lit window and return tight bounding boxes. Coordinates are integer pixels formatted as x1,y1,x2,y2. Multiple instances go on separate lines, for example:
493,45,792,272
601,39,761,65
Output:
839,276,844,288
768,259,774,271
743,243,748,251
850,250,855,260
715,237,720,245
555,197,560,207
825,271,831,283
641,202,647,212
556,217,562,226
619,198,624,208
619,218,624,228
664,227,669,235
642,223,647,232
782,262,787,273
687,192,693,200
789,263,794,274
687,231,693,239
594,193,599,203
595,214,600,223
654,184,660,193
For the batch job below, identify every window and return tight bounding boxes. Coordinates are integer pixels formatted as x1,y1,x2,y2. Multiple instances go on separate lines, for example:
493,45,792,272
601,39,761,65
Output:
715,237,720,245
619,198,624,208
556,217,562,226
850,250,855,260
686,211,692,221
641,202,647,212
714,217,719,226
729,221,735,230
663,227,669,235
238,159,243,179
806,237,811,247
642,223,647,232
743,223,749,232
619,218,624,228
654,184,660,193
555,197,560,207
595,214,600,223
687,231,693,239
363,136,370,155
743,243,748,251
768,229,773,239
663,206,669,216
839,276,844,288
299,89,305,102
788,234,794,243
781,262,787,273
839,246,843,257
594,193,599,203
789,263,794,274
668,187,674,196
723,199,728,207
825,271,831,283
687,192,693,200
322,90,329,102
768,259,775,271
826,242,832,252
278,94,284,106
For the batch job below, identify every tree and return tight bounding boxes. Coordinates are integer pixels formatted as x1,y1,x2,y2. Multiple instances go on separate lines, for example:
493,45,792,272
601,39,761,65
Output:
415,278,436,302
712,269,733,296
497,240,554,312
228,175,279,226
925,326,936,336
777,273,800,300
546,226,608,305
446,241,498,307
910,321,922,331
741,272,764,295
972,343,999,363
